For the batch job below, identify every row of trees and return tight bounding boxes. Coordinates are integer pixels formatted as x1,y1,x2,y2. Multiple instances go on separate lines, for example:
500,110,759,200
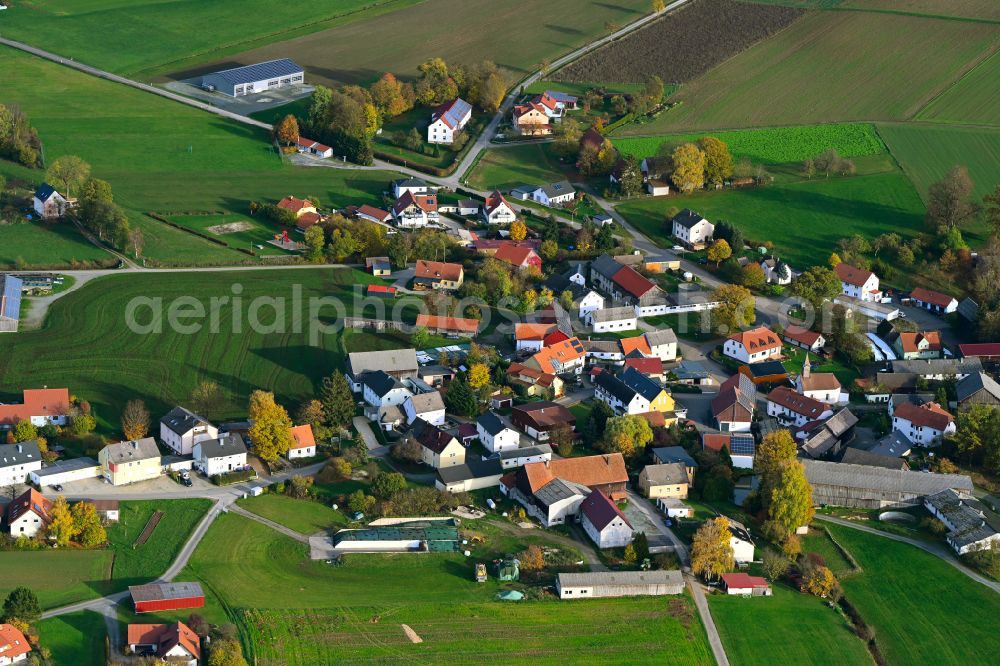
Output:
45,154,138,253
0,103,41,168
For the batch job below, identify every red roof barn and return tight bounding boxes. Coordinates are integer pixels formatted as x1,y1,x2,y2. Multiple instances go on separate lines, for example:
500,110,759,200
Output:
129,582,205,614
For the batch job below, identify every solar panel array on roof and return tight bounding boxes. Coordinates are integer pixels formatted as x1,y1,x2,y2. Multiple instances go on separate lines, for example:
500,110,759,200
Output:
203,58,302,85
729,434,755,456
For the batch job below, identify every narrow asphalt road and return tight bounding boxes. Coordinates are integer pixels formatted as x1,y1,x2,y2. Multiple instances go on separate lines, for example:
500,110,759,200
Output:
815,514,1000,594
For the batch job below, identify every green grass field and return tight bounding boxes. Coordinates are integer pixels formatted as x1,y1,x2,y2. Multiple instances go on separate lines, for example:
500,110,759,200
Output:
617,160,925,267
828,524,1000,665
466,144,573,191
0,0,424,79
211,0,654,88
0,550,112,609
36,611,107,666
0,221,113,269
166,214,296,257
236,494,347,534
624,11,1000,133
611,123,886,165
106,500,213,584
0,268,386,430
180,513,712,664
801,527,856,576
916,50,1000,126
709,585,870,666
879,123,1000,202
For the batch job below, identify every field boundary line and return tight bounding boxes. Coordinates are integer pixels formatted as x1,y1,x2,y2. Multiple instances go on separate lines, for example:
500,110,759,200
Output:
827,5,1000,26
911,45,1000,122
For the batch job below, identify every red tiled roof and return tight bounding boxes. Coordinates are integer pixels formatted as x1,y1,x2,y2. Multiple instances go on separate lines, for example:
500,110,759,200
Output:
295,137,331,153
624,357,664,375
288,424,315,450
415,259,463,282
535,92,559,110
543,330,570,347
529,337,586,374
721,573,769,590
834,263,875,287
511,401,576,433
702,433,733,453
580,489,632,531
366,284,397,295
484,190,514,216
767,386,830,419
0,624,31,660
495,243,539,268
295,211,322,230
356,204,391,221
4,488,53,528
729,326,781,353
126,622,200,660
638,411,667,428
276,196,312,213
783,326,822,347
415,314,480,335
515,322,556,341
611,265,657,298
0,388,71,426
507,362,558,388
392,191,437,216
513,102,548,119
959,343,1000,358
522,453,628,493
910,287,956,309
894,401,954,431
897,331,941,354
620,334,652,357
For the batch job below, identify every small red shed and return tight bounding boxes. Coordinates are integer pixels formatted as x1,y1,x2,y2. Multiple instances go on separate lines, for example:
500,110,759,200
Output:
129,582,205,614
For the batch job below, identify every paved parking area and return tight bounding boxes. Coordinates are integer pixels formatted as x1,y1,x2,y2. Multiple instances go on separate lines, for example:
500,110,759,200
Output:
162,80,313,117
620,499,672,553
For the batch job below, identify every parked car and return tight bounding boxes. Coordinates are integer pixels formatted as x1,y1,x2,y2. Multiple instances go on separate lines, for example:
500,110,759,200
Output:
181,477,193,487
51,484,63,492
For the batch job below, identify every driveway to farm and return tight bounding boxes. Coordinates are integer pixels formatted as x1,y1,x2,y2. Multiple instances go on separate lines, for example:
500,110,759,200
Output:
815,514,1000,594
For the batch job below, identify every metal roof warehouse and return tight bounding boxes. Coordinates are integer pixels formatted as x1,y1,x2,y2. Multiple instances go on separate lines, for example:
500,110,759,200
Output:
201,58,304,97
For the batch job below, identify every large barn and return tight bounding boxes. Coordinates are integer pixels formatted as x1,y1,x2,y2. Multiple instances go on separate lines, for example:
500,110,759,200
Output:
801,459,973,509
557,571,684,600
201,59,304,97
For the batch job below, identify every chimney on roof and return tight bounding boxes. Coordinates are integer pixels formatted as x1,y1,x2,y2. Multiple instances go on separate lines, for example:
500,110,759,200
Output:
15,444,22,453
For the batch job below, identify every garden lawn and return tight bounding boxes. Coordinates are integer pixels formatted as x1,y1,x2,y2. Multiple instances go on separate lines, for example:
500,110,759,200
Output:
801,527,856,576
0,0,424,79
0,221,113,269
166,214,296,257
0,268,386,430
206,0,656,88
236,494,347,534
36,611,107,666
828,524,1000,665
0,550,112,609
105,499,213,584
611,123,886,165
466,144,572,191
626,11,1000,132
181,513,712,665
783,348,859,387
709,585,870,666
616,168,925,267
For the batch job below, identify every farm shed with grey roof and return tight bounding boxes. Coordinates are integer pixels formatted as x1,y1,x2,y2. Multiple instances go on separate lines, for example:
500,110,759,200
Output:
956,372,1000,407
801,459,972,509
924,488,1000,554
347,349,418,385
557,570,684,599
891,357,982,377
589,306,636,324
839,447,907,470
201,59,303,97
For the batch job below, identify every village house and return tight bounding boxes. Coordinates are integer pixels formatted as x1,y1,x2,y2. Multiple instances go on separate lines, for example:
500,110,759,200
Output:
92,500,120,522
294,137,332,158
594,370,649,416
412,418,465,468
510,402,576,442
924,488,1000,555
506,362,563,398
704,432,756,469
711,374,756,433
354,204,393,225
192,434,247,477
557,570,684,600
346,348,419,392
738,360,789,386
652,446,698,482
638,462,689,500
276,195,316,219
201,58,303,97
482,190,518,225
3,488,51,538
783,326,825,352
99,438,161,486
494,243,541,270
0,439,41,488
365,256,392,277
587,306,637,333
391,191,438,228
509,453,629,526
514,322,558,354
512,101,551,136
760,257,792,285
427,98,472,144
413,259,464,291
723,326,782,364
496,444,552,470
909,287,959,315
414,313,480,338
512,181,576,207
673,360,715,386
435,457,504,493
624,356,665,382
159,406,218,456
392,177,430,198
889,330,943,360
797,408,858,460
722,573,772,597
476,412,520,453
0,624,31,664
728,519,756,563
0,388,70,429
127,621,200,664
835,263,882,302
32,183,68,219
402,391,446,427
620,367,675,414
767,386,833,427
287,424,317,459
580,490,634,549
891,401,955,446
523,337,587,377
802,459,973,509
671,209,714,249
956,372,1000,410
362,370,413,422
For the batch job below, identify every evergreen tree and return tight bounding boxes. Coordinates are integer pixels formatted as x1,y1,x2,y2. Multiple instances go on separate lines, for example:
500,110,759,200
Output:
321,372,355,429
